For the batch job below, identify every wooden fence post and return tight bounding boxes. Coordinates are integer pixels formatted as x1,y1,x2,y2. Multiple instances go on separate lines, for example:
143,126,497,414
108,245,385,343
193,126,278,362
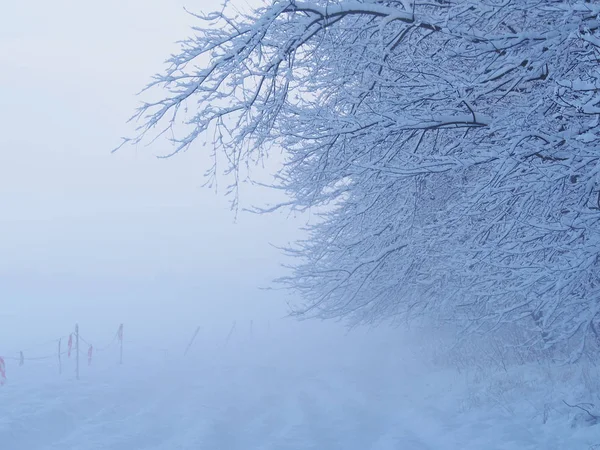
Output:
58,338,62,375
75,323,79,380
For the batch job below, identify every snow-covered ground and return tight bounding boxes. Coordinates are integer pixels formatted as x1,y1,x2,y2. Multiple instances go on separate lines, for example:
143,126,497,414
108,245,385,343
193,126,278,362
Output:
1,324,598,449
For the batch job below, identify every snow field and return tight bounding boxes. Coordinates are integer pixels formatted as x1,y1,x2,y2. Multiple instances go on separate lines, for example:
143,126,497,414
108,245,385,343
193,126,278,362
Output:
0,325,598,449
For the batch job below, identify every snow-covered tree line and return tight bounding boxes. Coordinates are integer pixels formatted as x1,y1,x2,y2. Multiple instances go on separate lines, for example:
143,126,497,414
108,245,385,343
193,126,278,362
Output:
124,0,600,359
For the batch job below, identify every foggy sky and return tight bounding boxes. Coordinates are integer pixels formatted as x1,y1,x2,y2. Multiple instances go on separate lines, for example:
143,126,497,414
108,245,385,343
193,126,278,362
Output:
0,0,303,346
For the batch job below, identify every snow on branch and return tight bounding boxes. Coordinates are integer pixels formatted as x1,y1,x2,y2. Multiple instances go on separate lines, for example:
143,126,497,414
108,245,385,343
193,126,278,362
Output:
123,0,600,359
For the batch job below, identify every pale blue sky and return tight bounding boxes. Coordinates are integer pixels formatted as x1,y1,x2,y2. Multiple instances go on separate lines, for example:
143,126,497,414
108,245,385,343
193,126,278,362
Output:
0,0,304,346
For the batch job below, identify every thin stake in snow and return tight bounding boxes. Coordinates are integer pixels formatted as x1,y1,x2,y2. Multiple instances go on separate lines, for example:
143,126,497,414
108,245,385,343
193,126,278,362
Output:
75,324,79,380
58,338,62,375
0,357,5,385
184,326,201,356
118,324,123,365
224,321,237,348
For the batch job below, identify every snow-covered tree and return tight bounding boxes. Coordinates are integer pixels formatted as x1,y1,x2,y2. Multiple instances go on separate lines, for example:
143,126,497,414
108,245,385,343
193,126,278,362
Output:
124,0,600,359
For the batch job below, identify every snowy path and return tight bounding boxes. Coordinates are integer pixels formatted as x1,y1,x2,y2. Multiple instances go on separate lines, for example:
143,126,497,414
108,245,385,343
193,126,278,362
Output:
0,335,439,450
1,330,597,449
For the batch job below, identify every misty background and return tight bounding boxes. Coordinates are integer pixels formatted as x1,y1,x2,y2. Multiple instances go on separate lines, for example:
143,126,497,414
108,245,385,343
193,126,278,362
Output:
0,0,304,346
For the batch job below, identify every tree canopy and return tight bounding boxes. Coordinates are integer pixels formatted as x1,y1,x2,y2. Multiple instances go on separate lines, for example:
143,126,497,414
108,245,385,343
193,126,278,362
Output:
125,0,600,360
